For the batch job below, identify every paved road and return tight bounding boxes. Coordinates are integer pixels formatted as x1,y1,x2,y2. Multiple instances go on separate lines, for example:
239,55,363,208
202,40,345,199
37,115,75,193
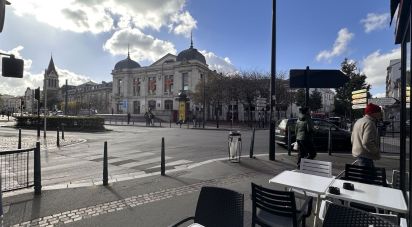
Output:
0,125,284,187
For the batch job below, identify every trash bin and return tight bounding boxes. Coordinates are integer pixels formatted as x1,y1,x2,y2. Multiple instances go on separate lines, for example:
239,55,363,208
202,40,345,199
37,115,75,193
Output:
228,131,242,162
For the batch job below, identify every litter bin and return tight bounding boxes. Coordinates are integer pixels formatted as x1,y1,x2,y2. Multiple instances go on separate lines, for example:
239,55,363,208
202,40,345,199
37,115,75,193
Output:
228,131,242,162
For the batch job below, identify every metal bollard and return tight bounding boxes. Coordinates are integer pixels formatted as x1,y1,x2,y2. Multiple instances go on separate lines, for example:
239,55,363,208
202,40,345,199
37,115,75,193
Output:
249,128,256,158
328,127,332,155
169,120,172,128
161,137,165,176
34,142,41,195
103,141,108,186
57,127,60,147
18,128,21,149
62,125,65,140
287,126,291,156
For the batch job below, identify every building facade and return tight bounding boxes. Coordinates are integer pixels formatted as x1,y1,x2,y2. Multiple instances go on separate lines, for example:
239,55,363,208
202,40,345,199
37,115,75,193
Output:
111,41,212,120
62,81,112,115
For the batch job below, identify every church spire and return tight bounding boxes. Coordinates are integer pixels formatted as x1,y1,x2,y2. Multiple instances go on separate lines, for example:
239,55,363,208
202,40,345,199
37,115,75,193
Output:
127,43,130,58
46,54,57,75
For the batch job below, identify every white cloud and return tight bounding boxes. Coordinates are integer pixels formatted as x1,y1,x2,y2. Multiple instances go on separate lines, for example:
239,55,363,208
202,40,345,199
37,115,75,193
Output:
316,28,354,62
200,50,237,74
361,47,401,87
373,92,386,98
169,11,197,37
0,46,93,96
10,0,196,36
103,28,177,63
361,13,390,33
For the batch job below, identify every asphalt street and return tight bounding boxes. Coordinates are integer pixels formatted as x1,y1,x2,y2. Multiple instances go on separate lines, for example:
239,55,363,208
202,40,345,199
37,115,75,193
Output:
0,124,286,187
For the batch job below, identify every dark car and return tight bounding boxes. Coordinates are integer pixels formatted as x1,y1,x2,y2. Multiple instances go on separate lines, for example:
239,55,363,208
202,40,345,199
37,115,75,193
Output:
275,118,352,151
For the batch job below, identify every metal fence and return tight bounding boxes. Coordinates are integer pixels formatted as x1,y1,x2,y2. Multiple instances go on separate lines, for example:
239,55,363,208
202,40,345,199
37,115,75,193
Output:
0,142,41,194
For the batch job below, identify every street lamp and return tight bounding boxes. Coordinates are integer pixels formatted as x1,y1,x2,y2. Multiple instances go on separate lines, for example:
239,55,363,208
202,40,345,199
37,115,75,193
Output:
201,74,206,128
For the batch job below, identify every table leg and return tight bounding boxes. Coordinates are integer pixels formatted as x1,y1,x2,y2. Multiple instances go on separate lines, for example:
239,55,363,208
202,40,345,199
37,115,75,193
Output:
313,195,321,227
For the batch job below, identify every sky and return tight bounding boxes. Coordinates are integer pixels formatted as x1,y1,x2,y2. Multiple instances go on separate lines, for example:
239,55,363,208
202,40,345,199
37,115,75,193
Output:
0,0,399,98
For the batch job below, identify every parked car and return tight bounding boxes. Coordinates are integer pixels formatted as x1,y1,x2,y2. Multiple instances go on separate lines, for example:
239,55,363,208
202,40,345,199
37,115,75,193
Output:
328,117,342,128
377,120,391,136
275,118,352,151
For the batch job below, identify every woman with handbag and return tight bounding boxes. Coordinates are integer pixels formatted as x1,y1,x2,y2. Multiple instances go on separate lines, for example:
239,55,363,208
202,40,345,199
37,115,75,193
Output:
295,107,316,168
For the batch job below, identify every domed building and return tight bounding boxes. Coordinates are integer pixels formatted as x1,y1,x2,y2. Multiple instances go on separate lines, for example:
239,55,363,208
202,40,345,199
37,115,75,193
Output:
112,38,215,122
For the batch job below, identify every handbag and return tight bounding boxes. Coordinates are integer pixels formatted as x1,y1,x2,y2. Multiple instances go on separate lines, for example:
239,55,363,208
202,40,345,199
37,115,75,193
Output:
292,141,299,151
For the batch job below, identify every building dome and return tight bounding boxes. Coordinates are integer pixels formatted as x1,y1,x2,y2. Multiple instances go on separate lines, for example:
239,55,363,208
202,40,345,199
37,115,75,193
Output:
176,38,206,64
114,54,141,70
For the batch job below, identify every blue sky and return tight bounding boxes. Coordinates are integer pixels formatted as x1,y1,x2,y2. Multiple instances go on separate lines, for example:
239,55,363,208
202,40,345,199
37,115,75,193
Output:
0,0,399,97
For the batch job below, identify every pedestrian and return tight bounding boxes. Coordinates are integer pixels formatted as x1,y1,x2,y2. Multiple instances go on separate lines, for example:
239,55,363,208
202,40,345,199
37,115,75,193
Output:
295,107,316,168
144,111,150,126
127,112,131,125
193,115,197,128
351,103,382,167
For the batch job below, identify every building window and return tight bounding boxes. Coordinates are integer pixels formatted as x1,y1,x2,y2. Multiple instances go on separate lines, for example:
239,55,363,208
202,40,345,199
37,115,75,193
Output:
164,75,174,94
182,73,189,91
148,77,156,95
118,79,123,95
133,101,140,114
148,100,156,110
133,78,141,96
164,100,173,110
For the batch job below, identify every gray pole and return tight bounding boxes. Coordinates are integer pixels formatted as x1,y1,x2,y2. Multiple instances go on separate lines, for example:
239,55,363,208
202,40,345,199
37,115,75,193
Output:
18,128,21,149
44,78,47,138
65,79,68,115
103,141,108,186
269,0,276,161
161,137,165,176
305,66,310,107
34,141,41,195
249,127,255,158
57,127,60,147
203,75,206,128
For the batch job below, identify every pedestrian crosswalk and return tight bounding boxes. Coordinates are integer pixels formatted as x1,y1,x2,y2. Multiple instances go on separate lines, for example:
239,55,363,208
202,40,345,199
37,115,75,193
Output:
1,145,196,188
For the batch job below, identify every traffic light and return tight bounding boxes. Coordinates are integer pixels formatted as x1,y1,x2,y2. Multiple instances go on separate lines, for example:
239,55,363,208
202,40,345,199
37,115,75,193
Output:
2,55,24,78
35,88,40,100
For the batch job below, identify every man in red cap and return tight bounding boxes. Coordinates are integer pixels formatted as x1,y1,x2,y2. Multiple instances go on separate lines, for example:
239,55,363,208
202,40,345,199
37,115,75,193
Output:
351,103,383,167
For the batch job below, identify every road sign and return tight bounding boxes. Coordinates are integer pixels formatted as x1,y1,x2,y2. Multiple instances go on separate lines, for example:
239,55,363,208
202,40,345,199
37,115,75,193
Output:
352,93,367,99
352,104,367,109
352,98,367,105
289,68,349,88
368,97,398,106
352,89,368,94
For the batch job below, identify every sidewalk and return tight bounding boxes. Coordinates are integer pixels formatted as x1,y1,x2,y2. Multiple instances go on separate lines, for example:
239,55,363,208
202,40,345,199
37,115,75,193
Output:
2,153,400,227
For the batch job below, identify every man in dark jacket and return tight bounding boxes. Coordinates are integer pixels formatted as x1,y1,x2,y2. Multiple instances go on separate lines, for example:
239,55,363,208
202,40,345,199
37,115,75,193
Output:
295,107,316,167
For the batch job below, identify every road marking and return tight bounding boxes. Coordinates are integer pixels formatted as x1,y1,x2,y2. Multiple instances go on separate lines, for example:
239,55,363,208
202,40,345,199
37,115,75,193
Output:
148,159,193,169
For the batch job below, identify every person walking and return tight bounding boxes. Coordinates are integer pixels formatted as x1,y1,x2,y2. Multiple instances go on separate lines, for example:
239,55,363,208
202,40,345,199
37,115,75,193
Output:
295,107,316,168
351,103,382,167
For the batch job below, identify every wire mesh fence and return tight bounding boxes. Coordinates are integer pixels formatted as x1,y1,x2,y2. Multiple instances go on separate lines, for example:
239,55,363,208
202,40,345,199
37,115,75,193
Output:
0,147,36,192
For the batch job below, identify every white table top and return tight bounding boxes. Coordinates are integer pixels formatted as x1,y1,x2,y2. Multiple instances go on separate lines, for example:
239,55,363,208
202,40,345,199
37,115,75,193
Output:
326,179,408,213
188,223,205,227
269,170,335,194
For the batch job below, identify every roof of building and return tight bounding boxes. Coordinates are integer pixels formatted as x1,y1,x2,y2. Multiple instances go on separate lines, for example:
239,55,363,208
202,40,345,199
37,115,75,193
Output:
114,51,141,70
176,35,206,64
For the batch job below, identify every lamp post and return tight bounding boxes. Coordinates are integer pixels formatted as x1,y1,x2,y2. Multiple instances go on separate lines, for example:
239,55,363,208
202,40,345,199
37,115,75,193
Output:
269,0,276,161
44,77,47,138
202,74,206,128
